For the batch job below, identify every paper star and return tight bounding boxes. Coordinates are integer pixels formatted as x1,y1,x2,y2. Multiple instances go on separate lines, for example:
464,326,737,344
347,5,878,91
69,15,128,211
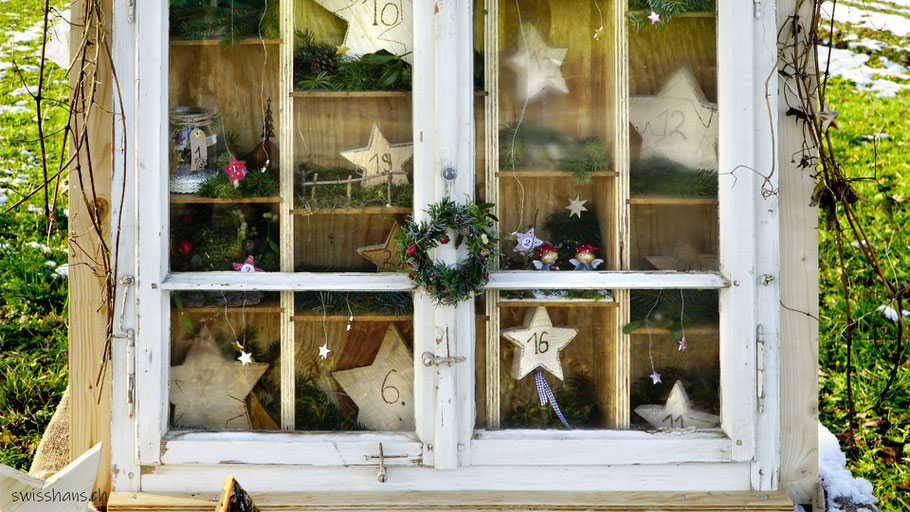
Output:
237,350,253,365
678,337,688,351
312,0,413,63
513,228,544,253
817,106,840,132
319,343,331,359
649,370,662,384
565,195,588,218
502,307,577,380
169,326,268,429
506,24,569,101
631,68,718,170
335,44,349,55
0,443,103,512
341,123,412,187
223,155,247,186
634,380,720,429
233,255,263,273
332,325,414,430
593,26,605,40
357,223,404,272
648,11,661,24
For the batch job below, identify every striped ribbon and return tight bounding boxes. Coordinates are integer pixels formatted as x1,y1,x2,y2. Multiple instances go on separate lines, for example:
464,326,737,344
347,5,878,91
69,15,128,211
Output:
534,370,571,429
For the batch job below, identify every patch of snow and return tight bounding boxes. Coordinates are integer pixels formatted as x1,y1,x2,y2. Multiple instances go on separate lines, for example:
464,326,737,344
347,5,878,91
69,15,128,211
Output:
26,204,42,213
14,100,28,106
822,1,910,38
877,304,910,322
0,188,7,207
847,38,889,52
0,104,30,114
44,260,56,267
819,422,879,511
53,263,68,278
0,243,9,251
7,25,43,44
8,86,32,96
16,64,39,73
820,46,910,97
25,241,51,252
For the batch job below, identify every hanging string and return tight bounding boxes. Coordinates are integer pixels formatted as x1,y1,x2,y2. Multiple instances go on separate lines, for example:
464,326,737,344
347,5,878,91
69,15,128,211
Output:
645,289,663,381
678,289,687,351
592,0,605,38
509,0,529,235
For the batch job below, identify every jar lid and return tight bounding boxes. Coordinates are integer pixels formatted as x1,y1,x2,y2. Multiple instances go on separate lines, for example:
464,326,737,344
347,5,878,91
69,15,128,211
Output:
169,106,220,127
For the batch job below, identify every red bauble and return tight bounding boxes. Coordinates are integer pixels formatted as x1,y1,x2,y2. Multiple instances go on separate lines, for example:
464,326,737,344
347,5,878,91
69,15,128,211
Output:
176,240,192,256
406,243,418,255
180,214,193,225
408,273,416,280
440,235,450,244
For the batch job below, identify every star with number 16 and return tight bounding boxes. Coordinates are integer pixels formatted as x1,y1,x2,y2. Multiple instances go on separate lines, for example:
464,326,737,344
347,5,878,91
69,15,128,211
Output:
502,307,577,381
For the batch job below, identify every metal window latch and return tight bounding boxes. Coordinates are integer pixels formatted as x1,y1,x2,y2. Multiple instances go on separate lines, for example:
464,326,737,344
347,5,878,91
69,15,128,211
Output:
753,0,762,18
367,443,409,483
127,0,135,23
114,275,136,417
422,352,466,367
756,324,766,414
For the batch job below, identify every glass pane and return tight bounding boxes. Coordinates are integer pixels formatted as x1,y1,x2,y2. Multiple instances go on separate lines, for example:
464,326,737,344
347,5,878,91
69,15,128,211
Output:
292,292,414,431
628,9,719,270
292,1,414,272
168,291,282,431
629,289,719,429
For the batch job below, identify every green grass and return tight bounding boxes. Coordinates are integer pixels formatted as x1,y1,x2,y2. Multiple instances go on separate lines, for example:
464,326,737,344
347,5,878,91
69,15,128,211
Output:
0,0,71,471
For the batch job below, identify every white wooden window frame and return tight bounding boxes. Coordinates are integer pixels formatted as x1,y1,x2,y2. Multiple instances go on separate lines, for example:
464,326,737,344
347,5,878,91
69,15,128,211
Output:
111,0,781,493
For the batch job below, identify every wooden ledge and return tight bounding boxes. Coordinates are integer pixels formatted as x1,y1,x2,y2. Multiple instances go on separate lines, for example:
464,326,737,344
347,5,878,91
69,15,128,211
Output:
108,491,792,511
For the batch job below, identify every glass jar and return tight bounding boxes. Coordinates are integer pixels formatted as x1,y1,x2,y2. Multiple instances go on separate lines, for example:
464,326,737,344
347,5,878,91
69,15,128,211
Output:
168,106,226,193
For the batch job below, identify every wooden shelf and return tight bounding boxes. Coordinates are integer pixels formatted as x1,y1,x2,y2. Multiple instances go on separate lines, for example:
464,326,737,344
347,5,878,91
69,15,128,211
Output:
627,196,718,206
626,10,716,18
497,170,619,179
498,298,618,308
292,313,411,322
169,38,282,46
629,326,718,337
177,300,282,314
292,90,488,98
170,194,281,205
291,206,411,215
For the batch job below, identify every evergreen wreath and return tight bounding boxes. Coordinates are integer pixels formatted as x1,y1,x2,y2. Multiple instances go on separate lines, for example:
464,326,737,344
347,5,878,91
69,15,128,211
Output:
396,198,499,305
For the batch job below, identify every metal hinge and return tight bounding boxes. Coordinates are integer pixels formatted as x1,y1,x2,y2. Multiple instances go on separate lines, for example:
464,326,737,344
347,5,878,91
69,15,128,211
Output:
113,275,136,417
127,0,136,23
753,0,762,18
756,324,765,413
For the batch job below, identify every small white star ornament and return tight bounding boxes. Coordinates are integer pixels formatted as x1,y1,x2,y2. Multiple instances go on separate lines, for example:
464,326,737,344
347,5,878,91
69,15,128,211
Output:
631,68,718,170
648,11,661,24
634,380,720,429
502,307,577,380
565,195,588,218
341,123,412,187
319,343,331,359
513,228,544,253
237,350,253,365
169,326,269,430
332,324,414,430
312,0,413,63
506,24,569,101
0,443,103,512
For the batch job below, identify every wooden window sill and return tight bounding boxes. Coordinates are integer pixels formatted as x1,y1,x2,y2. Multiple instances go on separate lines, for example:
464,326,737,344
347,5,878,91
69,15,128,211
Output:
108,490,792,511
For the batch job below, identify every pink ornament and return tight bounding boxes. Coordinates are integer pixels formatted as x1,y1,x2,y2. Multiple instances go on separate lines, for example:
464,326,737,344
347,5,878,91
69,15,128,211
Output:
233,255,263,273
678,337,688,351
223,155,247,187
648,11,660,24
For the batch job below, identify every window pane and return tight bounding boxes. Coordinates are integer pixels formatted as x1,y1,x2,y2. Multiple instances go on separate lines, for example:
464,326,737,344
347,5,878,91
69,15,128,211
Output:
628,10,719,270
292,292,414,431
292,1,414,272
169,291,282,431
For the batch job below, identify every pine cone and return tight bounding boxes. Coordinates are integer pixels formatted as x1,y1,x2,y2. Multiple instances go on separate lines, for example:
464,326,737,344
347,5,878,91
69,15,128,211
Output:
312,47,338,75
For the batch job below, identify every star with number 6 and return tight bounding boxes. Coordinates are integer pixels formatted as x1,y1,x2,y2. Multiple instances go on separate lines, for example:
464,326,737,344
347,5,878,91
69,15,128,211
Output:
502,307,577,380
341,123,412,187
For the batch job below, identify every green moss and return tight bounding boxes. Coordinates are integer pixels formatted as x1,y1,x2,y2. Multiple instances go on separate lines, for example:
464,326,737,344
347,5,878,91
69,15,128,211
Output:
296,163,413,211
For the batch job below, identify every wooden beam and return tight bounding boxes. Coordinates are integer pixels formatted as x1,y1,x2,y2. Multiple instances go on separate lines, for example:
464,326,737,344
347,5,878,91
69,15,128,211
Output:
108,491,793,512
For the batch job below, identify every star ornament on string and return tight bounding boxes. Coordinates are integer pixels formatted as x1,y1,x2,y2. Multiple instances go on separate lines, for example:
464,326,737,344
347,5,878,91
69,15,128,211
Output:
634,380,720,429
223,155,247,187
648,11,661,24
502,307,577,380
341,123,412,187
649,370,662,384
237,350,253,366
233,255,263,273
817,105,840,132
513,228,544,253
312,0,413,63
506,24,569,101
319,343,331,359
565,195,588,218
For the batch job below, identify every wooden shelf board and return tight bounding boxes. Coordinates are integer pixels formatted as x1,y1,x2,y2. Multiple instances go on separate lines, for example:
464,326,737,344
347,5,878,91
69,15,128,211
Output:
291,206,411,215
169,38,282,46
292,90,488,98
497,170,618,179
292,313,411,322
174,300,282,314
628,196,718,206
629,326,719,337
626,10,716,18
498,298,618,308
170,194,281,205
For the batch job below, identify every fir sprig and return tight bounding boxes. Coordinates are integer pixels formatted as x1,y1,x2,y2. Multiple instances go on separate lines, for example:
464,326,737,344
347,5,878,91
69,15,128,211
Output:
627,0,716,31
198,161,279,199
170,0,279,42
630,158,717,198
294,30,412,91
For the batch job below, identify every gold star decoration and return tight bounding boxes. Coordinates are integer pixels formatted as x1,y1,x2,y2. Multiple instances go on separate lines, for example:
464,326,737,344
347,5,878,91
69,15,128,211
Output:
565,195,588,218
0,443,102,512
169,326,268,430
634,380,720,429
502,307,577,380
335,43,349,56
817,105,840,132
506,24,569,101
357,223,405,272
332,324,414,431
631,67,718,170
312,0,413,64
341,123,412,188
646,240,718,271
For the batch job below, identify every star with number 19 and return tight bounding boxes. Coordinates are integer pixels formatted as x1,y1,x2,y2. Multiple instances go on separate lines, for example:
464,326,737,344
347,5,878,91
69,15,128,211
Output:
341,123,412,187
502,307,577,380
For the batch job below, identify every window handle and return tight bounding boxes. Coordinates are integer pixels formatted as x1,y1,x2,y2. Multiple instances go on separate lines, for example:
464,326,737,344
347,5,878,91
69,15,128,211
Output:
422,352,466,367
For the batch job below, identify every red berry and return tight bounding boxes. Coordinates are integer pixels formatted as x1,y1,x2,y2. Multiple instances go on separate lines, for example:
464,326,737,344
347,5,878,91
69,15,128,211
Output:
408,273,416,280
406,243,418,255
440,235,450,244
181,214,193,225
176,240,192,256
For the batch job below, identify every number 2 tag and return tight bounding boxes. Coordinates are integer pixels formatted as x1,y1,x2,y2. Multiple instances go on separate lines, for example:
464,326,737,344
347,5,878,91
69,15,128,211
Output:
189,128,207,171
